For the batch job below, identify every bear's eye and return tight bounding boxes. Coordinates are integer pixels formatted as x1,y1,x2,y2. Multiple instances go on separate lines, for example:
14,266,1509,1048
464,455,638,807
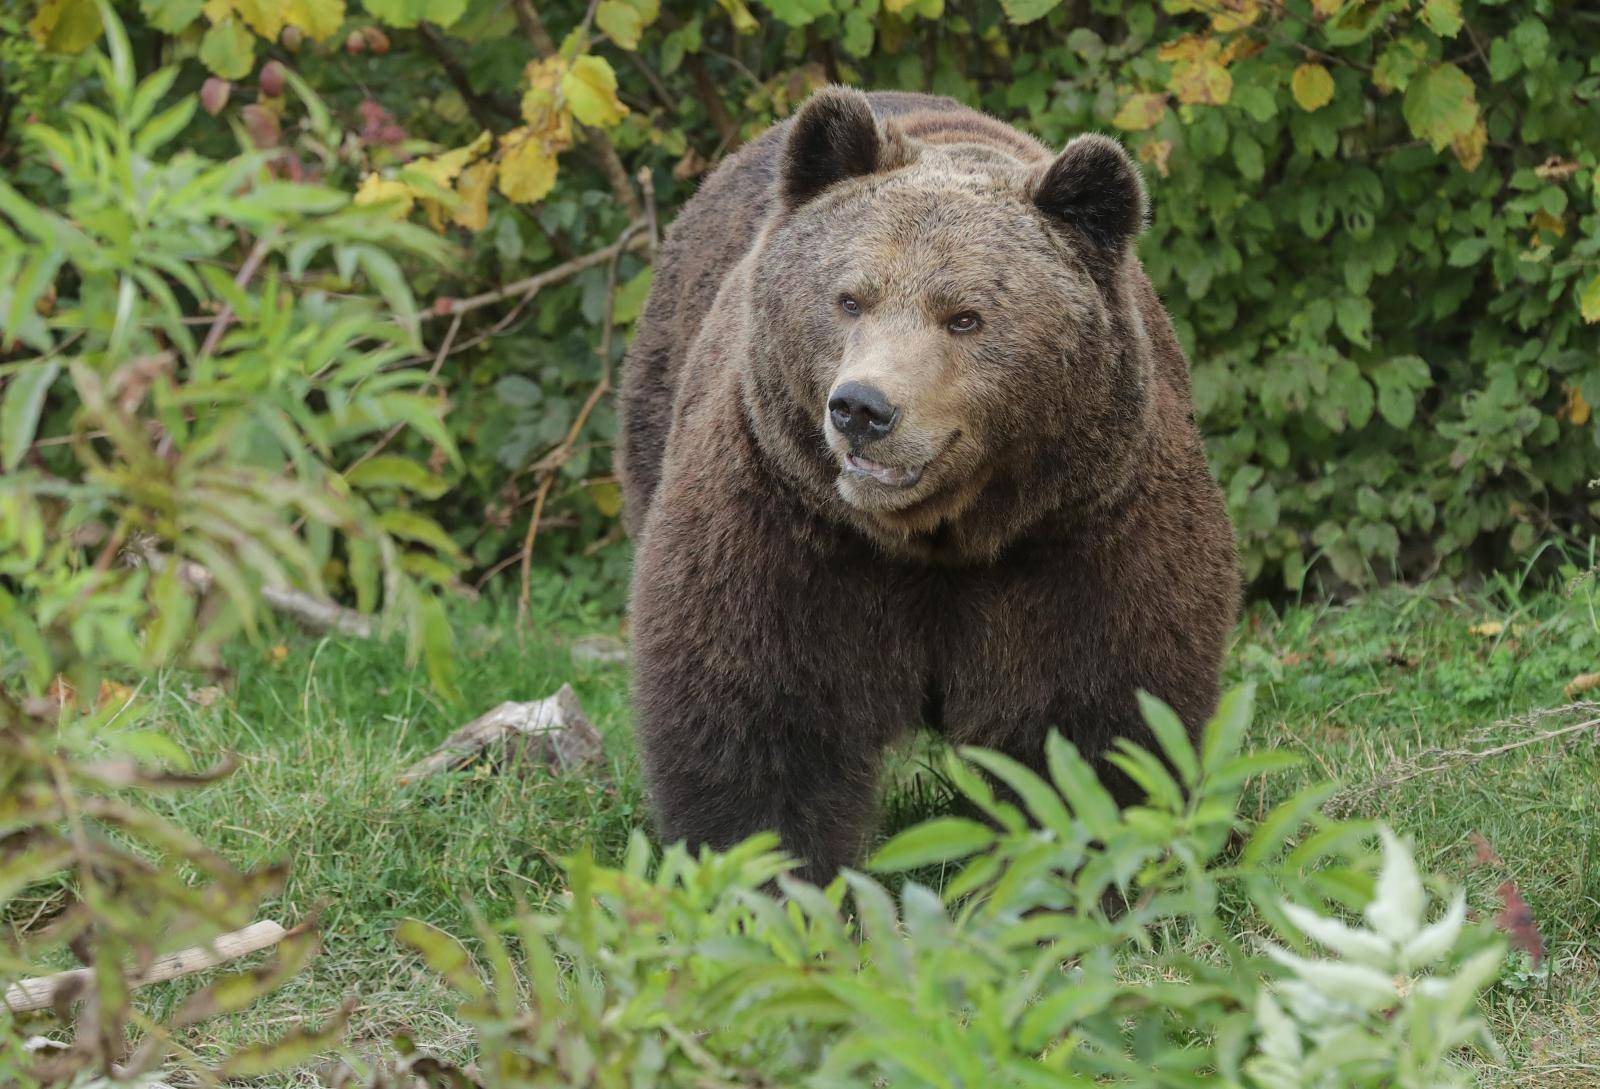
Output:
839,294,862,317
947,311,982,336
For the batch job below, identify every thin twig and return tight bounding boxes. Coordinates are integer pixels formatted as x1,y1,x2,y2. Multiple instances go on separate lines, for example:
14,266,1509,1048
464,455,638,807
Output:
428,225,647,319
345,311,461,477
198,229,278,361
637,165,659,260
1327,703,1600,816
417,22,519,127
515,220,641,631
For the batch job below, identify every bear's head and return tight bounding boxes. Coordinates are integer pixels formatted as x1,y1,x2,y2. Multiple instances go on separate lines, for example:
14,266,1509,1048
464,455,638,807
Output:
745,86,1158,562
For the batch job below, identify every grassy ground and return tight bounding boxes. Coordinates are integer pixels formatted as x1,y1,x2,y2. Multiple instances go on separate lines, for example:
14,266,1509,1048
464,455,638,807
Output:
101,574,1600,1084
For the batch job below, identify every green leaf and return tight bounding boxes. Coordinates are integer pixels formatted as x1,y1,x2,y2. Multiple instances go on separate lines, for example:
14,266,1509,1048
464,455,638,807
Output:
1001,0,1062,24
395,918,485,998
868,817,995,872
345,455,448,498
1446,237,1490,267
138,0,202,33
1420,0,1462,37
960,748,1073,835
562,55,628,128
1200,682,1255,776
1046,733,1119,840
757,0,831,26
361,0,465,28
1335,296,1372,348
1136,691,1199,788
1,359,60,471
596,0,643,48
1487,37,1520,82
377,509,461,557
417,591,459,702
198,17,254,79
1402,63,1478,152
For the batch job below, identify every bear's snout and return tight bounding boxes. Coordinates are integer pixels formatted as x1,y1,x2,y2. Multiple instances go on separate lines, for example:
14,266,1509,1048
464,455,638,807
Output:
827,381,899,448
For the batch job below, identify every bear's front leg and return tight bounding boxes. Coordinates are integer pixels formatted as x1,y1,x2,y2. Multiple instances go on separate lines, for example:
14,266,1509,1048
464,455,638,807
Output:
629,488,922,883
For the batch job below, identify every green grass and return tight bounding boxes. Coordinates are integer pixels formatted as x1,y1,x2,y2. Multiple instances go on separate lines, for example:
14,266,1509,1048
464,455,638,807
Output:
80,575,1600,1084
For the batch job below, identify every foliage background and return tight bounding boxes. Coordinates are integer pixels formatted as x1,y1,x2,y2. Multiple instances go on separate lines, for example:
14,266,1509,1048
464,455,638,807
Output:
9,0,1600,607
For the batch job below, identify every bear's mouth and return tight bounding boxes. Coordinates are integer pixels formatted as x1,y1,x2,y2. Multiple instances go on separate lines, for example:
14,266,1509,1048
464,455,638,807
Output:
843,453,924,488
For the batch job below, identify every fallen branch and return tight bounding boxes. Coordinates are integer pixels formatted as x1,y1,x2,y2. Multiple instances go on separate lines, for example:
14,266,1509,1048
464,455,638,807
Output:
428,225,648,320
3,921,287,1014
1328,702,1600,817
134,546,374,638
398,683,602,783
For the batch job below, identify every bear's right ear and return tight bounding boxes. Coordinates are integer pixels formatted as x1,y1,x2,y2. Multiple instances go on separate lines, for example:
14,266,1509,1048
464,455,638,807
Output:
780,87,903,209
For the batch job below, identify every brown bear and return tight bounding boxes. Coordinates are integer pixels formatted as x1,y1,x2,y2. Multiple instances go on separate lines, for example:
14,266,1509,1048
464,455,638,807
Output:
617,87,1239,883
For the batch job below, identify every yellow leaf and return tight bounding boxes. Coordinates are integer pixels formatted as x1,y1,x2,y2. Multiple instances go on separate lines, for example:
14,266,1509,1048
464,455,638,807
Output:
1136,138,1173,178
1112,92,1168,132
1529,210,1564,245
202,0,233,23
1580,273,1600,324
410,130,492,190
498,128,560,204
1467,620,1504,637
284,0,345,40
1208,0,1259,32
562,55,629,128
268,643,289,663
590,479,623,517
232,0,287,40
1291,63,1335,111
1451,116,1486,172
1559,383,1591,427
1564,671,1600,699
716,0,759,32
353,173,415,219
1159,35,1231,106
453,160,494,231
30,0,103,52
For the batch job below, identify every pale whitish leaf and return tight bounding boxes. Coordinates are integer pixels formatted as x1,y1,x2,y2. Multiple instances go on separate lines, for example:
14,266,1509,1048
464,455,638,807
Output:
1,360,61,471
868,817,994,872
1364,826,1425,942
1264,945,1398,1010
1278,901,1392,965
1402,888,1467,967
1254,990,1303,1064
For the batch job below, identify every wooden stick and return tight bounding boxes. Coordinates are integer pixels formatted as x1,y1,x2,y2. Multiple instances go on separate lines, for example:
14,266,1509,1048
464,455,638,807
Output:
428,226,648,319
3,920,287,1014
135,546,374,639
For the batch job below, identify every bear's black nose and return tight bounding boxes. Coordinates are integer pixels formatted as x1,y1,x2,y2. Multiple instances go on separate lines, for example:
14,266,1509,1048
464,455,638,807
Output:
828,382,898,445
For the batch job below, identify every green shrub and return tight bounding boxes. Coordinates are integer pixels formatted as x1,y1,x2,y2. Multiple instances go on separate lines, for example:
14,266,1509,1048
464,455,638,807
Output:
393,686,1504,1088
1,10,462,1081
14,0,1598,602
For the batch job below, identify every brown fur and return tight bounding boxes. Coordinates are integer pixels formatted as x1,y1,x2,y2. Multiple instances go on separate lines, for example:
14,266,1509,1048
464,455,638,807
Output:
617,88,1239,882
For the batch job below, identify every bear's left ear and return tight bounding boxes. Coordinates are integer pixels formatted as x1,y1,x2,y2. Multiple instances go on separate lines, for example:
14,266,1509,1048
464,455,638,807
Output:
1032,133,1149,254
780,87,909,209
